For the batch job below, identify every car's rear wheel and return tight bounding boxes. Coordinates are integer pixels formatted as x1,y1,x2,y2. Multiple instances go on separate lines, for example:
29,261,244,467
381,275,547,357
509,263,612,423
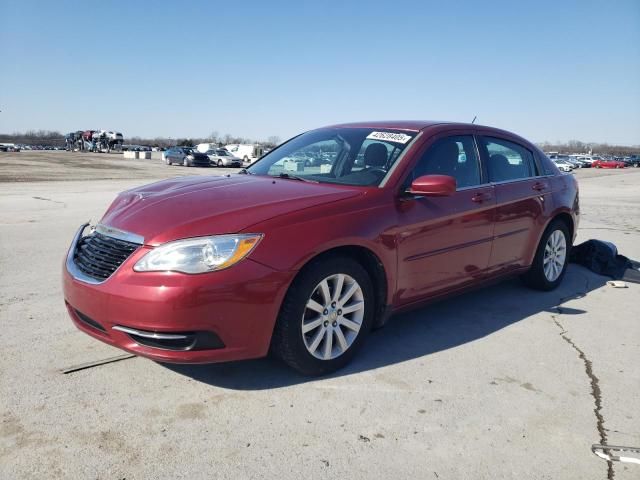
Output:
522,220,570,291
217,159,223,167
183,158,189,167
165,157,171,165
271,256,374,376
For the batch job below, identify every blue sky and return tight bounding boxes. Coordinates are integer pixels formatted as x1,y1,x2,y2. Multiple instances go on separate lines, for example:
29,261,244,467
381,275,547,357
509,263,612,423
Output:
1,0,639,144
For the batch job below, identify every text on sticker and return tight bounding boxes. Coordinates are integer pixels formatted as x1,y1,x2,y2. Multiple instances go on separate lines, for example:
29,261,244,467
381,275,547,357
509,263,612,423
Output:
366,131,412,144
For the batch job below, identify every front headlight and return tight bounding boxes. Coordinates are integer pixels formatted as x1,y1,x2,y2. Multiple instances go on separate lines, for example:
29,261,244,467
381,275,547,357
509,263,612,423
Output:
133,234,263,274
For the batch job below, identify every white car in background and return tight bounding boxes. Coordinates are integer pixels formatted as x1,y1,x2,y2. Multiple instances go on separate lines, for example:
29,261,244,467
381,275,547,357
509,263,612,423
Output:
224,144,265,164
553,159,574,172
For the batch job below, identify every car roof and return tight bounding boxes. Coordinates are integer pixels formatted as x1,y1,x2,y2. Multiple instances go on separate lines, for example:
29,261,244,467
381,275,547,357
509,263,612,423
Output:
321,120,522,136
319,120,534,145
324,120,450,132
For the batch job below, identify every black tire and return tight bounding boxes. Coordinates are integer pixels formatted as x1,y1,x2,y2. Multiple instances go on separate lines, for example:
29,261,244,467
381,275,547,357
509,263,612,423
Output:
165,157,171,165
521,220,571,291
183,158,189,167
217,159,223,167
271,256,374,376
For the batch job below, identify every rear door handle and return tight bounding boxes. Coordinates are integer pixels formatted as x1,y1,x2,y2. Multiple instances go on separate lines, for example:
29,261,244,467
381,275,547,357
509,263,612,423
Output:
532,182,548,192
471,192,491,203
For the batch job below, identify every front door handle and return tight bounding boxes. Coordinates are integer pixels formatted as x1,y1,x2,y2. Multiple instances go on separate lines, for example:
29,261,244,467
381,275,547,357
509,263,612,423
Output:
471,192,491,203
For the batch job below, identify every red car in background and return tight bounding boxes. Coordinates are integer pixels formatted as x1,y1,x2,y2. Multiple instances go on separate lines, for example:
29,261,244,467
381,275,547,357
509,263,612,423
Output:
63,121,579,375
592,158,626,169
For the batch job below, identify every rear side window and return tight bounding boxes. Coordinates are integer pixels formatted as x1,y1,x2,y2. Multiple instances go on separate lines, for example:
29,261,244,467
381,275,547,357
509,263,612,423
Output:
481,137,537,182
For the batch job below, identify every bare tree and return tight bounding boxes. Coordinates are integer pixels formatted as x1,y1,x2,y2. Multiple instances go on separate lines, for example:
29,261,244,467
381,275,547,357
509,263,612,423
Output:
266,136,281,147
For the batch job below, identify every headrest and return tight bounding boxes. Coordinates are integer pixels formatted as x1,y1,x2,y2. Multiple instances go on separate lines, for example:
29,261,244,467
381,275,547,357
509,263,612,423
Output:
364,143,388,167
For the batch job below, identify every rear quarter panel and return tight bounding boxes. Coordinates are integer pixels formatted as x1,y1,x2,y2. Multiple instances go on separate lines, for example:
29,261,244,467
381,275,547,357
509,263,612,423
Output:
522,172,579,265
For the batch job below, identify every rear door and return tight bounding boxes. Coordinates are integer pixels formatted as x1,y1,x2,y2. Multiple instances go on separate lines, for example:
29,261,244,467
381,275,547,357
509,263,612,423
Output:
394,134,496,305
478,136,551,273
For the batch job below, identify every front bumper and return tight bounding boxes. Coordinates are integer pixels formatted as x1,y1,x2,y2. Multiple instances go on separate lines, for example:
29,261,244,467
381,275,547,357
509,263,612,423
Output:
189,159,211,167
62,225,294,363
212,159,242,167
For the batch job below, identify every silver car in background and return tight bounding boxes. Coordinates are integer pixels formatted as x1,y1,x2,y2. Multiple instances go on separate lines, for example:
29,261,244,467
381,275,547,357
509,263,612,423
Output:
206,148,243,167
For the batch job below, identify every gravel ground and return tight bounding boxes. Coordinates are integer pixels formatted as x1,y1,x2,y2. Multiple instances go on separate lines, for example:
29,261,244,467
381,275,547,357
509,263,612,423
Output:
1,152,639,479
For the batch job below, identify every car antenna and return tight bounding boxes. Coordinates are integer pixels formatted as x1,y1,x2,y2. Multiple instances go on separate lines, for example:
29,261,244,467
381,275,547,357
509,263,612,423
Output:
471,115,477,124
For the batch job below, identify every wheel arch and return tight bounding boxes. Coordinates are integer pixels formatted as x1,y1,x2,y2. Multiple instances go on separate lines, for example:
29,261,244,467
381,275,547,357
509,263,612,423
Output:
525,209,576,267
281,245,390,330
552,211,575,241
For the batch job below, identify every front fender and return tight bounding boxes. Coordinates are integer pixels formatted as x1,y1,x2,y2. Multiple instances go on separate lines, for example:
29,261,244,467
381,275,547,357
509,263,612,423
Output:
245,203,398,305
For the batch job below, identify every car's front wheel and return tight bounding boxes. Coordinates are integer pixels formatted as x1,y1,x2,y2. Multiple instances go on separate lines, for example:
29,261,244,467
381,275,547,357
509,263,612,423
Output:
183,158,189,167
272,256,374,375
522,220,570,291
165,157,171,165
217,159,223,167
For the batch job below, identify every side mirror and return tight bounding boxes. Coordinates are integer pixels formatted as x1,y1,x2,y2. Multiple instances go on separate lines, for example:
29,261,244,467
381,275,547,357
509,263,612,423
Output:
408,174,456,197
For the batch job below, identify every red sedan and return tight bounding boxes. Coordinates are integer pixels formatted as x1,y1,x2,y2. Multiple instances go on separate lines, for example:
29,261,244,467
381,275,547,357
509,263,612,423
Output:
63,121,579,375
592,159,626,169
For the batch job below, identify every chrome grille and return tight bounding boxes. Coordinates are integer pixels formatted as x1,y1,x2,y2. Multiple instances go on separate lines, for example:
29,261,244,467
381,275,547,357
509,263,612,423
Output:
73,231,139,281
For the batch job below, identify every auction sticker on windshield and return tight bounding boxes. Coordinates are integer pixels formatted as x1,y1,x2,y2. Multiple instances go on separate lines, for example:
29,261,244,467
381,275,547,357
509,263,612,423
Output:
366,131,412,144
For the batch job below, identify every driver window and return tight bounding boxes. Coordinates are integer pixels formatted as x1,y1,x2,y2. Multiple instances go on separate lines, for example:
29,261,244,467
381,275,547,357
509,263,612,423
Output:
407,135,481,189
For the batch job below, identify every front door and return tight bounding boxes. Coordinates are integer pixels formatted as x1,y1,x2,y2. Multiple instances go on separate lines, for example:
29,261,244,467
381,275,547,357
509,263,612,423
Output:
395,134,496,305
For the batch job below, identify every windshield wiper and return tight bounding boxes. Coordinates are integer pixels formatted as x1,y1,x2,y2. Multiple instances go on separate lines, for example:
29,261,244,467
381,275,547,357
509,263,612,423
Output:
277,172,318,183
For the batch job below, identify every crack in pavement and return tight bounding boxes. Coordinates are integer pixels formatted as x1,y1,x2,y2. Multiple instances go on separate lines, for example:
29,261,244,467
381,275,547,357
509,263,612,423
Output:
32,196,66,207
551,273,615,479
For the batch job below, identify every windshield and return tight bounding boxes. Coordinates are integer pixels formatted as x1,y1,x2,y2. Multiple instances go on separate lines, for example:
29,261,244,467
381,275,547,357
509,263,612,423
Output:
247,128,417,186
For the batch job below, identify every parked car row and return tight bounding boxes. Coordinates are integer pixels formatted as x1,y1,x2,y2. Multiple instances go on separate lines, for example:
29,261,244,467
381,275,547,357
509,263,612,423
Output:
0,143,66,151
163,147,244,168
546,152,640,171
195,143,267,165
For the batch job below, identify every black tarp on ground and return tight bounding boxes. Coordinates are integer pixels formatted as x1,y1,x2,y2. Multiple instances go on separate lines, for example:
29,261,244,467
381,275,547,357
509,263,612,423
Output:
570,239,640,283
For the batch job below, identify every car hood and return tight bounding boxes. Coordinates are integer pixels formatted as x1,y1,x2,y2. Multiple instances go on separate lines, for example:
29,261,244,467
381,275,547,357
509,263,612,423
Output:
100,175,363,245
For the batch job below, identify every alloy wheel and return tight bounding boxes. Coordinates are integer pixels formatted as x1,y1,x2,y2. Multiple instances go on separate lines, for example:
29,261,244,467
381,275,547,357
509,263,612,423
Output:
543,230,567,281
301,274,365,360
